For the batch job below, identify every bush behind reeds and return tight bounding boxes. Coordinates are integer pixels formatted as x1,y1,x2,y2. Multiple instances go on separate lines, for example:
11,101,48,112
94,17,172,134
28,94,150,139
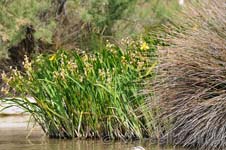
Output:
1,37,158,140
145,0,226,149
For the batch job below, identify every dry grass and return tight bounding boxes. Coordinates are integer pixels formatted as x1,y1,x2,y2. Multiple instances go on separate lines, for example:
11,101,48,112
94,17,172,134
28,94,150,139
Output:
145,0,226,149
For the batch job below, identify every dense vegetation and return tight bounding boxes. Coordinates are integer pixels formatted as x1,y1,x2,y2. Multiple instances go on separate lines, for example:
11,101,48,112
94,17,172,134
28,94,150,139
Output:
0,0,180,74
1,37,158,139
1,0,226,150
0,0,179,57
145,0,226,149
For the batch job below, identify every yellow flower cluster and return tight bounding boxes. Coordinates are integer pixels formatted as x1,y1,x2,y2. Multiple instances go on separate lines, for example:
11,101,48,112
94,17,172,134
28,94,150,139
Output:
22,55,33,80
140,41,149,51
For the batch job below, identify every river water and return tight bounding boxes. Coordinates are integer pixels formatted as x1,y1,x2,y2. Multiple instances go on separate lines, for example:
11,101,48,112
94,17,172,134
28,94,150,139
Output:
0,115,185,150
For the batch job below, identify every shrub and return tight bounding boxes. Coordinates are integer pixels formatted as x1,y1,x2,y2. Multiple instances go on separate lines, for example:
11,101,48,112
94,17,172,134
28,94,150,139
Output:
83,0,137,36
146,0,226,149
0,0,56,58
0,0,181,57
1,37,158,140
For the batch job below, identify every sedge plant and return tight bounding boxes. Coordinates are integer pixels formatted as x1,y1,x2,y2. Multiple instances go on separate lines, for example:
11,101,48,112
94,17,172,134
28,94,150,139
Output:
1,36,158,140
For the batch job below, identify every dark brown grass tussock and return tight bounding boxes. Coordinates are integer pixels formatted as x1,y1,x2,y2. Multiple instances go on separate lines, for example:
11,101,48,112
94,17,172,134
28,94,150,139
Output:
146,0,226,149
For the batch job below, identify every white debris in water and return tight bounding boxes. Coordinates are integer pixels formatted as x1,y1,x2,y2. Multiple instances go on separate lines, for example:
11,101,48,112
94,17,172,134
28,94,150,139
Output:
179,0,184,6
131,146,145,150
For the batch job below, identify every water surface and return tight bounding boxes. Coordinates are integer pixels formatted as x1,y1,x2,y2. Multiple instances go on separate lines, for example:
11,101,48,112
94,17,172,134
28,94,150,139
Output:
0,115,185,150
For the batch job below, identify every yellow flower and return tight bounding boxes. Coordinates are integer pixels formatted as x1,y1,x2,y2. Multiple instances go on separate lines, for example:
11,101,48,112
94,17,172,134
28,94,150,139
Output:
1,87,9,95
121,56,126,60
140,42,149,51
82,54,88,62
49,54,56,61
23,55,32,72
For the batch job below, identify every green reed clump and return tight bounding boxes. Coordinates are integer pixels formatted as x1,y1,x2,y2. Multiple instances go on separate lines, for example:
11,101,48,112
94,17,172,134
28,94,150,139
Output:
1,37,157,139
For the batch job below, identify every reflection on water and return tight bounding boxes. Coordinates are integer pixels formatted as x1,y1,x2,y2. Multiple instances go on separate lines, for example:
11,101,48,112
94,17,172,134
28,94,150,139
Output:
0,115,185,150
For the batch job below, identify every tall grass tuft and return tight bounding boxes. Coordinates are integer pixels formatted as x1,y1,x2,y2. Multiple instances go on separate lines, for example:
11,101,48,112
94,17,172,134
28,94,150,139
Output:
1,37,158,140
145,0,226,149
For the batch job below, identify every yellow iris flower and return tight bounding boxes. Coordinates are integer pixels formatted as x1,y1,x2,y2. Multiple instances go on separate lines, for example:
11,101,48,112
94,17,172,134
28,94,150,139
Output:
140,42,149,51
49,54,56,61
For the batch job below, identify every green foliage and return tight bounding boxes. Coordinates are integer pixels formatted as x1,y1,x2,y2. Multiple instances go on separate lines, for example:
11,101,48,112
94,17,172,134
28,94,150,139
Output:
152,0,181,20
0,0,54,58
0,0,181,58
83,0,137,35
1,37,158,139
101,0,182,39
